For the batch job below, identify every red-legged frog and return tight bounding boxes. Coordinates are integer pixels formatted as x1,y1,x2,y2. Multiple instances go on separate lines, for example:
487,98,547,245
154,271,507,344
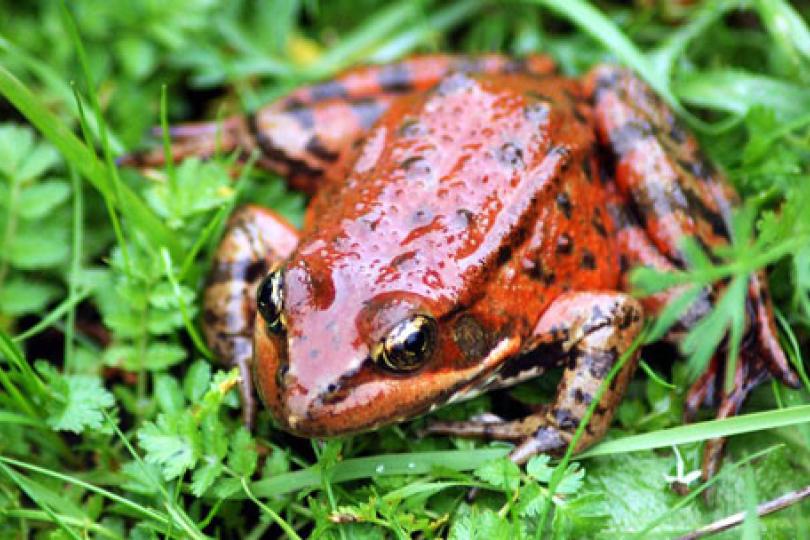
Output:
131,54,799,480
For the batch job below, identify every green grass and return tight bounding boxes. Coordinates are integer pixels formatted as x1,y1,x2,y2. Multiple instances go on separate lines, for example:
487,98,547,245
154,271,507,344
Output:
1,0,810,538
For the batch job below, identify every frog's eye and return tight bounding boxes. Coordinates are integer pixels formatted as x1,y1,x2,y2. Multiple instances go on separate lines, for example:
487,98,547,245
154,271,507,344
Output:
257,268,285,334
373,315,437,373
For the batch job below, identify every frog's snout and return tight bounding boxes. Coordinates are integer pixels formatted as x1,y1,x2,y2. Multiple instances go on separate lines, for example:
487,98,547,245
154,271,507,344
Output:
251,310,374,438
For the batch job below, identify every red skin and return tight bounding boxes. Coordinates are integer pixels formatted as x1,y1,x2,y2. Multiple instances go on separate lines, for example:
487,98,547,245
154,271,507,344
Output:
133,54,799,480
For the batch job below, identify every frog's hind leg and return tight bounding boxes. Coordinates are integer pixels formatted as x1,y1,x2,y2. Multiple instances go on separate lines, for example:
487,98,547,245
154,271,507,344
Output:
121,54,557,194
203,205,299,427
425,292,644,464
587,65,800,480
588,65,795,385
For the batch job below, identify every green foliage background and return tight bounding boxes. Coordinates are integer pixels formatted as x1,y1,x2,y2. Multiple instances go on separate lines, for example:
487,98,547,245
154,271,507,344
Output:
1,0,810,538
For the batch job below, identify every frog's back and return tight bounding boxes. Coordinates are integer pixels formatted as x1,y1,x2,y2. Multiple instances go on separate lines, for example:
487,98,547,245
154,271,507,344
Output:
278,73,619,403
298,73,614,308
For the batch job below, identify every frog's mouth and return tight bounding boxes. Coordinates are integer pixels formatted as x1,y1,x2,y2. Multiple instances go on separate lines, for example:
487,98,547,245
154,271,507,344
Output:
253,320,521,437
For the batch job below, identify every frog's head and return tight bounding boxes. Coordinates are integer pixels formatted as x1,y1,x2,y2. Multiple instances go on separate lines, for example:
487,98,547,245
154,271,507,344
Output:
251,260,520,437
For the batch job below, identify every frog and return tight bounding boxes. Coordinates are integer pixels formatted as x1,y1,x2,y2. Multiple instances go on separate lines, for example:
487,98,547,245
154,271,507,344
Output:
129,54,799,480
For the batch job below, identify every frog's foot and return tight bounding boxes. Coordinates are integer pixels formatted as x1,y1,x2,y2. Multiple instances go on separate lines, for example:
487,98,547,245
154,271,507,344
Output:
426,292,644,465
684,355,721,422
701,351,771,482
203,205,299,428
423,407,549,442
118,116,253,169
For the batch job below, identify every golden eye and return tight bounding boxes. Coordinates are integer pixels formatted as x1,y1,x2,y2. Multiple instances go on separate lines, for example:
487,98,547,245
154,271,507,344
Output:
373,315,437,373
257,268,285,334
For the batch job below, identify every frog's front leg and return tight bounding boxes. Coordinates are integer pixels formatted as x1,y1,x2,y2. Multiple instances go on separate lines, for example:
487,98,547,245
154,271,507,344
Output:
203,205,299,427
426,292,643,464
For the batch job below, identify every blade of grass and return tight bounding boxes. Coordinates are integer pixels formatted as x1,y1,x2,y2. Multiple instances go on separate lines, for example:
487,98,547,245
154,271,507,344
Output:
0,65,179,255
533,0,676,108
368,0,485,63
243,448,510,500
0,330,47,397
64,164,82,372
775,310,810,391
307,1,420,77
222,404,810,500
580,404,810,458
649,0,741,85
12,288,90,343
0,411,45,428
753,0,810,67
159,84,177,193
0,455,171,528
0,33,125,153
160,248,213,359
177,151,256,282
238,475,303,540
99,410,208,539
675,70,810,120
0,463,85,540
676,484,810,540
1,509,122,539
61,2,133,272
638,360,676,390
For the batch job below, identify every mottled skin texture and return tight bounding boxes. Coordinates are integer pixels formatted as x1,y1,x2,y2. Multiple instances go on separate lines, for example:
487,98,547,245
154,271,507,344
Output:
138,54,799,480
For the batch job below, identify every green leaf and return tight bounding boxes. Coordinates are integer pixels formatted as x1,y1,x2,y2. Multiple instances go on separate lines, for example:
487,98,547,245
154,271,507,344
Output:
183,360,212,403
0,124,59,181
228,427,258,478
527,455,584,495
516,482,548,518
473,457,521,492
262,444,291,477
191,460,223,497
0,278,60,316
153,374,184,414
7,226,70,268
199,414,227,461
554,463,585,495
37,362,115,433
137,412,199,481
115,36,157,80
120,461,162,495
143,342,187,371
551,493,606,539
526,454,554,483
449,506,518,539
17,180,71,220
143,158,233,228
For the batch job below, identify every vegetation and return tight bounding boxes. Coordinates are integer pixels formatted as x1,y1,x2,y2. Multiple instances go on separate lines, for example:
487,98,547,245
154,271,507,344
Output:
1,0,810,537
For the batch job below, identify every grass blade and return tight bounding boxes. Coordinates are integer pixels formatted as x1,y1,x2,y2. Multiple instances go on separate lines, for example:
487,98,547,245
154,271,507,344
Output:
675,69,810,120
0,65,180,255
580,404,810,458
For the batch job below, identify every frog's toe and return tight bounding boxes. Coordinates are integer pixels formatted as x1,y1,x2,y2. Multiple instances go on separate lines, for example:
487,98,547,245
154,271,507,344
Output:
700,350,770,482
684,355,720,423
509,427,569,465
